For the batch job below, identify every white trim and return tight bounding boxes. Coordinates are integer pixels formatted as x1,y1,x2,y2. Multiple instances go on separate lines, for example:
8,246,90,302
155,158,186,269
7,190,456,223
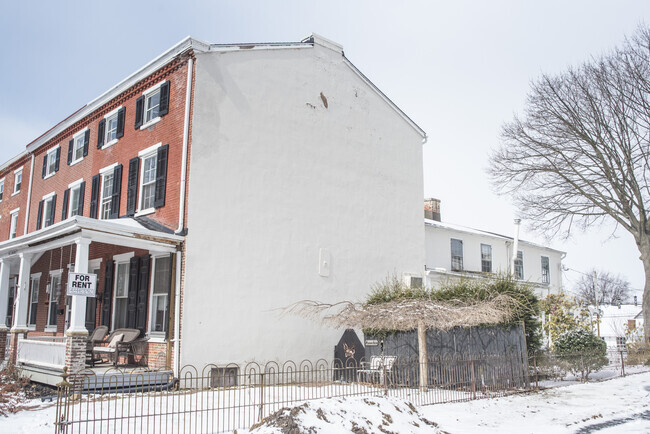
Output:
50,268,63,277
46,145,61,154
88,258,103,270
143,80,166,96
10,207,20,215
42,191,55,200
70,130,87,165
101,138,118,150
99,162,118,175
138,143,162,157
68,178,84,189
13,169,23,194
44,327,57,333
103,106,123,119
148,254,171,336
113,252,135,262
13,166,24,174
140,116,161,130
72,127,89,139
30,272,42,279
138,151,158,212
134,208,155,217
67,183,83,218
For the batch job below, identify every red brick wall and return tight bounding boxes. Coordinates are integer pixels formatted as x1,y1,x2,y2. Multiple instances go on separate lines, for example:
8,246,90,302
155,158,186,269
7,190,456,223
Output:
0,154,32,240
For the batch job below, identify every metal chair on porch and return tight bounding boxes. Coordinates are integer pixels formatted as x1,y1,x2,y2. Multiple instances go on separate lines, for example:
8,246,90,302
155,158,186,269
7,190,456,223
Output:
93,328,142,366
85,325,108,367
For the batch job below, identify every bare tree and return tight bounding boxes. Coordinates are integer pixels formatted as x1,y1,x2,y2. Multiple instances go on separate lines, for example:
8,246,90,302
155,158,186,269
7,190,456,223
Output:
574,270,632,305
488,25,650,341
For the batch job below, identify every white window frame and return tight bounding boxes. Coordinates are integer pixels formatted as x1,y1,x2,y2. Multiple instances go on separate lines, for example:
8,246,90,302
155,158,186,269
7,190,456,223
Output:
45,269,63,332
28,272,42,330
102,106,122,149
12,167,23,195
99,163,117,220
136,143,161,215
9,208,19,239
70,128,88,165
41,192,56,228
67,178,84,218
541,256,550,285
43,146,60,179
0,177,4,202
451,238,463,272
148,254,171,339
112,252,134,330
140,81,165,129
514,250,524,280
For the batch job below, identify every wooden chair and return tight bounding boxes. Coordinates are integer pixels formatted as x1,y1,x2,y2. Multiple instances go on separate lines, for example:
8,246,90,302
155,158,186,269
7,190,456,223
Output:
93,328,141,366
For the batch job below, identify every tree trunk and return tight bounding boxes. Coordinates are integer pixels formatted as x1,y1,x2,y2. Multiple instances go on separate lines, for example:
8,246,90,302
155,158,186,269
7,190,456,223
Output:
418,321,428,391
638,235,650,343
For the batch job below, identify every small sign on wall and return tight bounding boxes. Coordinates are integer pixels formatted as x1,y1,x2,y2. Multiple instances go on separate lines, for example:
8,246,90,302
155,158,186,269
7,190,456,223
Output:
67,272,97,297
365,339,379,346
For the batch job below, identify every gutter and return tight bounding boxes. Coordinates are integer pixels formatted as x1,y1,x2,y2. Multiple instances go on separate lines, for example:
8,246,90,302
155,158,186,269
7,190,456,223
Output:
173,251,182,377
176,57,193,235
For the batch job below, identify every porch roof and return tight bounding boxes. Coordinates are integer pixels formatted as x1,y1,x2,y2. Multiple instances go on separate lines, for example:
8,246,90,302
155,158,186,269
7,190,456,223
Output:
0,216,183,260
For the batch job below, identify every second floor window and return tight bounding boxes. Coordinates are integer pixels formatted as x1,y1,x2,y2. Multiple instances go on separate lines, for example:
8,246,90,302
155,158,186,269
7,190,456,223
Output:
541,256,550,284
451,238,463,271
140,154,157,210
126,144,169,216
514,250,524,280
90,164,122,220
101,173,114,220
0,178,4,201
481,244,492,273
9,210,18,239
135,81,170,129
37,194,57,229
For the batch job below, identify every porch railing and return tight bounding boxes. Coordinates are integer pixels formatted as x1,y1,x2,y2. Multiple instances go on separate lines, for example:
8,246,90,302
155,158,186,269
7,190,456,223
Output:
17,336,66,371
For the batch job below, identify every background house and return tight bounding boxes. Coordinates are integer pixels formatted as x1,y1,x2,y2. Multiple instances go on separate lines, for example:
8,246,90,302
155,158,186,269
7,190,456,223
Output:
598,304,644,351
424,198,565,298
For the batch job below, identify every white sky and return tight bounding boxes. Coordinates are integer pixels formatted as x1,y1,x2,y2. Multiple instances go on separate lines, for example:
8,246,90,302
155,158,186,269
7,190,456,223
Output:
1,1,649,294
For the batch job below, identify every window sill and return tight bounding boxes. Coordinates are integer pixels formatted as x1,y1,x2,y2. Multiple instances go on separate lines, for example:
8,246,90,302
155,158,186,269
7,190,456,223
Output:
135,208,155,217
140,117,161,130
11,190,20,196
43,172,56,180
69,158,84,167
146,334,167,343
101,139,119,150
27,325,36,331
44,326,57,333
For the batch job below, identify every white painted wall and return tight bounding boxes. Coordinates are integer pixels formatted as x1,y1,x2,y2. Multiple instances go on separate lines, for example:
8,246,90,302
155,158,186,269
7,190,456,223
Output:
425,221,564,298
182,40,425,367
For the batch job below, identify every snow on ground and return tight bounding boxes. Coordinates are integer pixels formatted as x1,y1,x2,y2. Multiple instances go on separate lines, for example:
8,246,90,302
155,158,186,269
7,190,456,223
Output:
1,372,650,433
423,371,650,433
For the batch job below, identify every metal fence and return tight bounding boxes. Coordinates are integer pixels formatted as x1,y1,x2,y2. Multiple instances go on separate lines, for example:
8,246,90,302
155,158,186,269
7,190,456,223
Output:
54,352,530,433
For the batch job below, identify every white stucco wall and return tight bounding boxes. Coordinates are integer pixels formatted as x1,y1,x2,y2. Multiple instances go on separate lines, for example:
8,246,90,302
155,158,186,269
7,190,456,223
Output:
182,42,425,367
425,221,564,298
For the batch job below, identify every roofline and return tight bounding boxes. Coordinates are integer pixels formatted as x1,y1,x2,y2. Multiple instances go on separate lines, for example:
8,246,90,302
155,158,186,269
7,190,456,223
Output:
0,150,30,173
424,218,566,255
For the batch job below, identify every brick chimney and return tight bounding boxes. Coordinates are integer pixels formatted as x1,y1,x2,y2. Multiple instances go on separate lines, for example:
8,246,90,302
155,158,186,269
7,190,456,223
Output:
424,198,441,221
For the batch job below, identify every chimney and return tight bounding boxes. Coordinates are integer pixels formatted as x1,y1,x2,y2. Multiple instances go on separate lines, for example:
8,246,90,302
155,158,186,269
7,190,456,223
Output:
424,198,441,221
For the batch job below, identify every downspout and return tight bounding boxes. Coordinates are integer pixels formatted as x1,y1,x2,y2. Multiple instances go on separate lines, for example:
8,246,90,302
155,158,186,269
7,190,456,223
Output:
174,251,182,377
176,56,193,235
510,219,521,275
23,154,35,235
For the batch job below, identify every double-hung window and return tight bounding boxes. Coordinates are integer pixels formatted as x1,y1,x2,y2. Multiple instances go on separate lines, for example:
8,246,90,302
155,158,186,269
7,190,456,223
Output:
46,270,62,331
90,164,122,220
28,273,41,328
451,239,464,271
13,168,22,194
67,128,89,165
0,178,4,201
514,251,524,280
42,146,60,179
63,179,85,219
37,193,57,229
134,81,170,129
113,258,131,329
149,255,172,334
126,143,169,216
541,256,550,284
481,244,492,273
97,107,125,149
9,208,19,239
100,173,114,220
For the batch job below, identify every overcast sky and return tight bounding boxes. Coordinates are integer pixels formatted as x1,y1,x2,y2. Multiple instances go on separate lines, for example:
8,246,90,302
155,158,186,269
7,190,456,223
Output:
1,1,649,295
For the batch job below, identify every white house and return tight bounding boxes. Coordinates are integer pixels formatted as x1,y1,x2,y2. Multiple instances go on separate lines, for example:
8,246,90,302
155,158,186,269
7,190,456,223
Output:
598,304,644,350
424,199,565,298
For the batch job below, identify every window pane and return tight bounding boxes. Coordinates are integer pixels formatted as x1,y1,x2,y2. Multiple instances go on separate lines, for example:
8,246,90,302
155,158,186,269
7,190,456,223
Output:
451,239,463,271
153,257,171,294
101,174,114,219
145,91,161,122
541,256,550,284
74,136,84,160
116,263,128,297
481,244,492,273
151,295,168,332
106,115,118,142
69,187,80,217
515,251,524,280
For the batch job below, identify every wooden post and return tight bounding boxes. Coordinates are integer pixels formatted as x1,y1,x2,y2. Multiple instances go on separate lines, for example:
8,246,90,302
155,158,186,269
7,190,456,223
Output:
418,321,428,392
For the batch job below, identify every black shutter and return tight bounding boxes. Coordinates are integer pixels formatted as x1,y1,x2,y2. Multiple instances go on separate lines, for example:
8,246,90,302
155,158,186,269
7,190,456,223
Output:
67,139,73,165
54,147,60,172
77,181,85,216
134,96,144,129
42,155,47,178
36,200,43,229
165,253,174,339
109,164,122,219
116,108,125,139
89,174,100,219
126,157,140,216
159,81,170,117
62,188,70,220
97,119,105,149
135,255,151,334
101,260,115,328
127,256,139,329
83,129,90,156
153,144,168,208
48,194,56,226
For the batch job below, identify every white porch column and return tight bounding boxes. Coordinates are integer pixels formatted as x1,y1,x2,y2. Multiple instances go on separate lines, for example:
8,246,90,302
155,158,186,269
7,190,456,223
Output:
0,260,11,330
11,252,32,332
66,238,91,336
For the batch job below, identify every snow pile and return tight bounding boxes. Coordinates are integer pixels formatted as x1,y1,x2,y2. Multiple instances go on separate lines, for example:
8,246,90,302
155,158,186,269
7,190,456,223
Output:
250,396,441,434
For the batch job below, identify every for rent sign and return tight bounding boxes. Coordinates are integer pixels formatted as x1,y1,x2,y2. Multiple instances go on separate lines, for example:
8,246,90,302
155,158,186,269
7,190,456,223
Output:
67,272,97,297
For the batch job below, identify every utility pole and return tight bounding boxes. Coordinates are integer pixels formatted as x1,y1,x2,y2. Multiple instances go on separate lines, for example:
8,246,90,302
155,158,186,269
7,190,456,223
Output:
593,271,600,338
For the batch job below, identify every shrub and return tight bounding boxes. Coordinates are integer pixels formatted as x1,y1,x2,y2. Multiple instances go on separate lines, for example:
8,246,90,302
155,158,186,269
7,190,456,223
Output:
553,328,608,381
